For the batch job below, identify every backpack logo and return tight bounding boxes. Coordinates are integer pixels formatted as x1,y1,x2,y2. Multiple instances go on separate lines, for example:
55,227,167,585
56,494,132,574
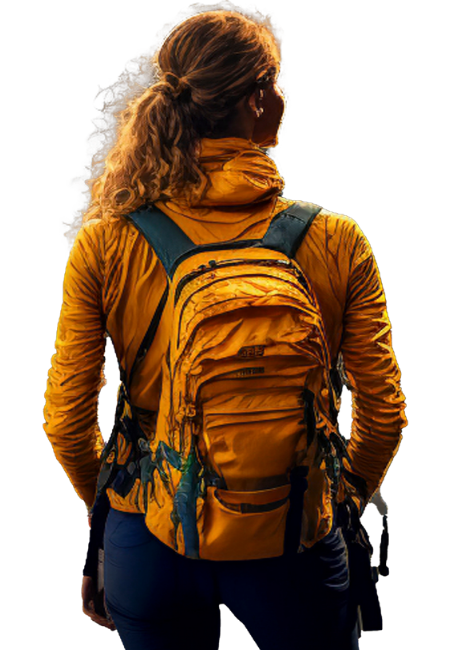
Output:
238,345,265,358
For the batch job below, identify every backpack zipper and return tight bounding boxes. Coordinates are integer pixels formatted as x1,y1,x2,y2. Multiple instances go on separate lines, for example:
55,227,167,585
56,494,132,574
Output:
174,258,300,303
175,260,309,347
186,358,313,419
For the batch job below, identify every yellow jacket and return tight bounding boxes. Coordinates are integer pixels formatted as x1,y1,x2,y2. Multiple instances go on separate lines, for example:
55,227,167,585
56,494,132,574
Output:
43,136,407,525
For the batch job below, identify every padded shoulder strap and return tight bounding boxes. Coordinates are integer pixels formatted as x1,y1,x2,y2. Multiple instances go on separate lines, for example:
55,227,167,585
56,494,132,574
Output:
262,200,322,258
126,203,197,277
127,200,322,276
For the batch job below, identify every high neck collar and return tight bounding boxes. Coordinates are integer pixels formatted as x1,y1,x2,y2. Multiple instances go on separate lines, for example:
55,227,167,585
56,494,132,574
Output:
190,136,284,207
197,136,263,161
153,136,290,243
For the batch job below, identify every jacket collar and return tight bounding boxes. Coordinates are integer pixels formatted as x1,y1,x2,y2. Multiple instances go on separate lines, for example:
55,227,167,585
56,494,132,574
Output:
153,137,286,241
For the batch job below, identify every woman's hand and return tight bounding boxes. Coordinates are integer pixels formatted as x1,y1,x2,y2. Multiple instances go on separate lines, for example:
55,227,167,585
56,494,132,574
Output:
82,575,116,631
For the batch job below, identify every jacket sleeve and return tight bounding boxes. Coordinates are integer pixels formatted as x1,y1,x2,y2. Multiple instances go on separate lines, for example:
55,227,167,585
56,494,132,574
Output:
43,221,106,512
337,222,408,515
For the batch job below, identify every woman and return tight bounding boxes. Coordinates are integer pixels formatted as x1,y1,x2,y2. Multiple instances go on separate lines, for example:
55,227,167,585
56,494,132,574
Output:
43,6,407,650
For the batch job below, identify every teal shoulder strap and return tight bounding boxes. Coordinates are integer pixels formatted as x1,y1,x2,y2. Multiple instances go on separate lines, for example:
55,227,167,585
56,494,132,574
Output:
127,200,322,278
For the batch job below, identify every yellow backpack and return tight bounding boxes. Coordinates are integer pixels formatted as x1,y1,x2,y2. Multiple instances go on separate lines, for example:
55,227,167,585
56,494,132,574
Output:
95,200,357,561
83,201,389,637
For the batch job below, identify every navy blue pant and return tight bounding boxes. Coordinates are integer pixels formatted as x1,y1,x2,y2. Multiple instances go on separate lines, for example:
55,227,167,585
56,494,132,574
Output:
103,508,360,649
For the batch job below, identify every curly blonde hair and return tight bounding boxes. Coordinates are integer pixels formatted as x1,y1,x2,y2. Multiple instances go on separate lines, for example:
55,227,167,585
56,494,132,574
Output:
65,2,282,243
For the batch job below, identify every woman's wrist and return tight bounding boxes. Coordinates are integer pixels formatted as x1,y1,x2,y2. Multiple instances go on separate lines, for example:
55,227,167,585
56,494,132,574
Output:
87,504,94,527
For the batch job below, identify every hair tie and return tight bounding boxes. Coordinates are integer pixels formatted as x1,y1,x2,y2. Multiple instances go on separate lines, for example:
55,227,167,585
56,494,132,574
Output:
160,71,191,100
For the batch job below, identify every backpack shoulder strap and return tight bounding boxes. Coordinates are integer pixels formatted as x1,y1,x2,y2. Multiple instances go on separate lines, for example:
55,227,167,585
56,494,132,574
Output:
126,203,197,277
126,200,322,275
261,200,322,258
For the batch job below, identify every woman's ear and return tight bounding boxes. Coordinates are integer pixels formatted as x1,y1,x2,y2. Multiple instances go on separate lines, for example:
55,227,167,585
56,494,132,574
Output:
248,88,265,117
251,83,285,147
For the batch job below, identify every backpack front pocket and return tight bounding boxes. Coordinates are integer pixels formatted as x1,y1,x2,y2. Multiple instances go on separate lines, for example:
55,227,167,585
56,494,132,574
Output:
198,483,292,560
201,406,305,490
